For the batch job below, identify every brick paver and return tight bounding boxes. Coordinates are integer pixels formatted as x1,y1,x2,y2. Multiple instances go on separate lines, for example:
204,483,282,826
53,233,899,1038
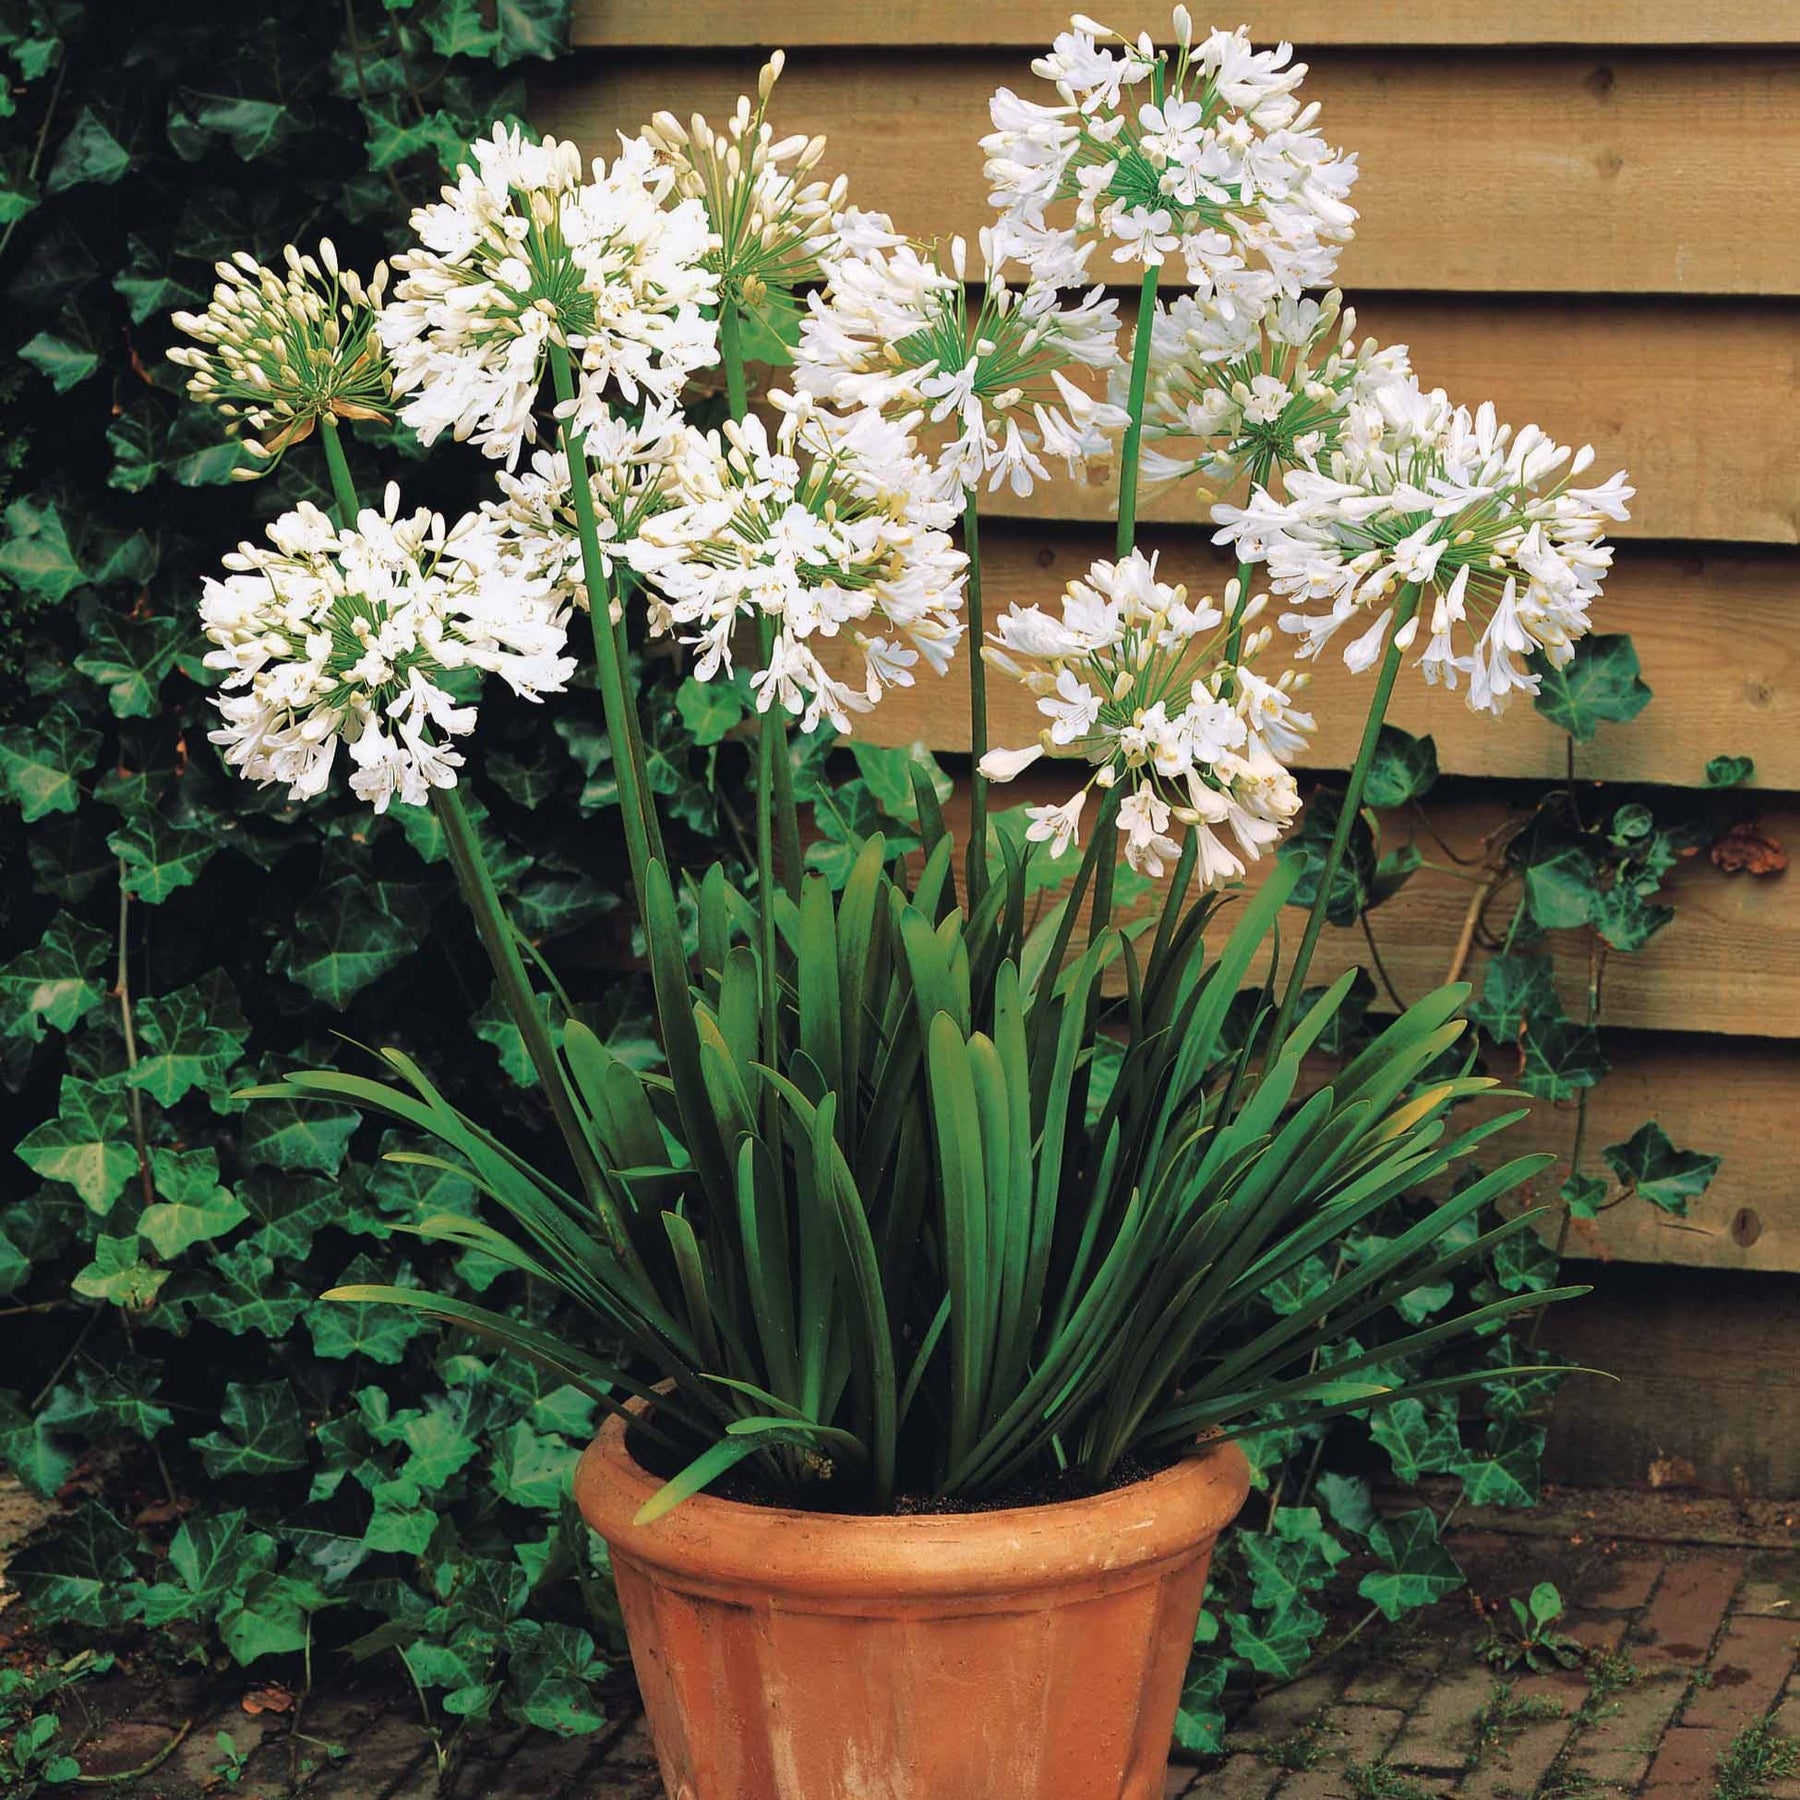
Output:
1635,1558,1744,1664
1678,1614,1800,1731
1558,1669,1691,1791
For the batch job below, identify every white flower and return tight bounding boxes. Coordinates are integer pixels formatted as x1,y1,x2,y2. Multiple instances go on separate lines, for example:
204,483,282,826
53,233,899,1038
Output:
169,241,391,467
794,224,1125,502
200,487,574,812
377,125,719,465
1129,288,1414,499
637,393,967,732
635,53,847,316
982,547,1311,879
982,14,1357,300
1214,378,1633,715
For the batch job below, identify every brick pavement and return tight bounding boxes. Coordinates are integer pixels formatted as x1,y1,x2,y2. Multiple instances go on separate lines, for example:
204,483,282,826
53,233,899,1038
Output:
24,1530,1800,1799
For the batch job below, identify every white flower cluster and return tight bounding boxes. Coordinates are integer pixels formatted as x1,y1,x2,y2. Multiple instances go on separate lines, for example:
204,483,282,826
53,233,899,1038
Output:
982,10,1357,302
980,548,1312,881
484,403,719,607
635,53,846,313
376,124,719,464
170,241,391,465
637,395,968,731
201,489,574,812
1215,385,1634,714
1134,289,1414,495
795,224,1126,500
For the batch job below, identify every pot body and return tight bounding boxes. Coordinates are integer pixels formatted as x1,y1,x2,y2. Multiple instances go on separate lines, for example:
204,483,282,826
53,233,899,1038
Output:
574,1414,1249,1800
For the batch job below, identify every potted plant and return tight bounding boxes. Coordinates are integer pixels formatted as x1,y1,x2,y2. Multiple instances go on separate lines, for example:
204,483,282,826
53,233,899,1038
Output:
172,12,1627,1795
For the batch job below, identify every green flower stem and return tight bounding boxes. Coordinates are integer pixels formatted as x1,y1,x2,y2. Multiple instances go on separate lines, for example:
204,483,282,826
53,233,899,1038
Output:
1114,261,1161,560
1271,583,1423,1047
319,416,360,528
546,340,665,907
431,783,611,1217
962,489,989,903
717,302,803,901
1225,557,1256,668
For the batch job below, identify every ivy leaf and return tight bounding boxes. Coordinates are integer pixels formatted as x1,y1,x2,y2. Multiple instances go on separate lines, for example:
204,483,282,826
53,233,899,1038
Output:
1236,1509,1346,1613
512,871,612,943
503,1623,608,1736
1226,1594,1327,1680
126,975,251,1105
16,1078,138,1211
240,1171,343,1261
307,1258,425,1364
1455,1420,1546,1510
131,1511,271,1627
1172,1652,1229,1756
180,1243,310,1338
1602,1122,1721,1217
0,701,101,820
1365,725,1439,809
488,1422,580,1514
674,674,748,747
1369,1397,1464,1483
1491,1229,1561,1296
1590,881,1675,954
6,1502,141,1629
138,1150,246,1257
1530,635,1652,742
1314,1472,1376,1538
1704,754,1754,789
172,92,306,161
473,984,566,1088
75,613,186,718
109,808,217,904
72,1234,170,1308
269,875,432,1007
849,741,953,823
1561,1171,1609,1219
19,306,103,391
219,1570,330,1663
1358,1509,1466,1620
0,496,86,601
46,105,133,191
1279,789,1375,927
1521,844,1601,931
1519,1015,1609,1101
0,1390,78,1497
0,911,111,1043
235,1081,359,1174
492,0,571,64
194,1380,309,1478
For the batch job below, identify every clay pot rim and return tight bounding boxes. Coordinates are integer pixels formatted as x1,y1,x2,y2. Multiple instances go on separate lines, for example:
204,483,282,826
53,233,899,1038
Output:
574,1398,1250,1601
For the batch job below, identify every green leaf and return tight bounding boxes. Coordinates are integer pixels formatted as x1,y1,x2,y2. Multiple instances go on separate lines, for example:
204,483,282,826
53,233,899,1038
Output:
503,1623,607,1736
219,1570,329,1663
1365,725,1439,809
1237,1509,1346,1612
194,1380,309,1478
6,1502,140,1628
674,674,748,747
75,613,186,719
1560,1172,1609,1219
0,912,111,1044
1602,1121,1721,1217
1455,1420,1545,1509
1172,1651,1228,1755
0,1390,77,1497
180,1243,310,1337
1703,754,1754,789
1590,881,1675,955
473,984,566,1088
0,702,100,820
1468,953,1561,1046
1522,845,1601,932
0,496,86,601
73,1233,170,1307
269,875,432,1006
126,976,251,1105
1358,1509,1466,1619
492,0,571,64
46,106,133,191
1530,634,1651,742
108,808,216,904
488,1421,579,1513
16,1078,138,1212
1369,1397,1464,1483
306,1259,425,1364
1226,1594,1326,1679
849,741,953,823
131,1511,269,1627
139,1150,246,1257
19,310,102,392
1519,1015,1608,1101
236,1083,360,1174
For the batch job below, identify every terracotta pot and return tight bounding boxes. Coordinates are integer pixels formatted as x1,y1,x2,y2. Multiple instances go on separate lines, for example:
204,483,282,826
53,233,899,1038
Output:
575,1409,1249,1800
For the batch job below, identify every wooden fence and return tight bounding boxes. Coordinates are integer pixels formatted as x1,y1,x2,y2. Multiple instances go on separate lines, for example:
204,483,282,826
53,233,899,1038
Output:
541,3,1800,1492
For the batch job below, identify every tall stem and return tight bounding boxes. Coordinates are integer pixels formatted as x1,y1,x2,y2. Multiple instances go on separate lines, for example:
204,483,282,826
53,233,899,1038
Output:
718,302,803,900
962,490,989,903
546,341,665,906
1224,556,1256,668
1271,585,1422,1046
320,417,360,527
434,785,613,1226
1114,262,1161,560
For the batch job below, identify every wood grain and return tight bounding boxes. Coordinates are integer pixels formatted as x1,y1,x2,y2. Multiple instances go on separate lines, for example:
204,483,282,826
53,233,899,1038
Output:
937,783,1799,1038
830,529,1800,790
573,1,1800,50
1484,1037,1800,1275
536,49,1800,296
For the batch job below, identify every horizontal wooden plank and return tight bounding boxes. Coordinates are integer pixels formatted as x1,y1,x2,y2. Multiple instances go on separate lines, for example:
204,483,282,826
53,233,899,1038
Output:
940,783,1800,1038
1542,1265,1800,1494
536,50,1800,295
1493,1036,1800,1274
971,297,1800,546
573,1,1800,49
834,529,1800,790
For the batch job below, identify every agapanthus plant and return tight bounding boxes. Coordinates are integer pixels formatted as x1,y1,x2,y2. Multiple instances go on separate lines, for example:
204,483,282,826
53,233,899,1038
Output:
172,8,1621,1531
